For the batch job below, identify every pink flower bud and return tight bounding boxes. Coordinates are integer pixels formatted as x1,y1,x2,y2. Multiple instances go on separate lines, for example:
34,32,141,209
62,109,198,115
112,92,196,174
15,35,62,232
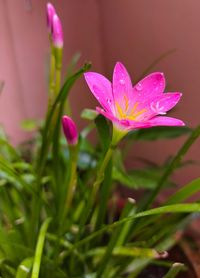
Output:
62,116,78,145
46,3,56,34
52,14,63,48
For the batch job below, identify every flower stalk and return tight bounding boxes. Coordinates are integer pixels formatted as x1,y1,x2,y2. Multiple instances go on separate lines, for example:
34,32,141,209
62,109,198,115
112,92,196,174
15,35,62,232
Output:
61,144,78,227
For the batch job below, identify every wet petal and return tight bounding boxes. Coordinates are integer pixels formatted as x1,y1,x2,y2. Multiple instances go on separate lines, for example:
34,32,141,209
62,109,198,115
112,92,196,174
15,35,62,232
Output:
84,72,114,113
96,107,118,123
112,62,133,109
132,92,182,121
133,72,166,101
150,92,182,114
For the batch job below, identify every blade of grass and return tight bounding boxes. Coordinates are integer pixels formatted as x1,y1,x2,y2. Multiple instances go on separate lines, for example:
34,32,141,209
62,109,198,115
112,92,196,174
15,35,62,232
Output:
31,218,51,278
65,203,200,254
166,177,200,205
163,263,185,278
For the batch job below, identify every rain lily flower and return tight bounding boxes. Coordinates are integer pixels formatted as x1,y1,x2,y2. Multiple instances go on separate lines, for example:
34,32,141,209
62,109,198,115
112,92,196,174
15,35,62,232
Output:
52,14,63,48
62,116,78,146
84,62,184,135
46,3,56,34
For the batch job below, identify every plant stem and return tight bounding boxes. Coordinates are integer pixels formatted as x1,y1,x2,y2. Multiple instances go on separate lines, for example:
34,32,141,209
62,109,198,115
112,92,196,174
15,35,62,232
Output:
48,44,56,105
91,147,114,203
55,66,62,96
31,218,51,278
61,145,78,228
77,145,114,238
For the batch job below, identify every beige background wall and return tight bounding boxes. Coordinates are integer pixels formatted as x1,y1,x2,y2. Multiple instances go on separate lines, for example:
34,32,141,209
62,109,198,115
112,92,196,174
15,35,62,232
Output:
0,0,199,186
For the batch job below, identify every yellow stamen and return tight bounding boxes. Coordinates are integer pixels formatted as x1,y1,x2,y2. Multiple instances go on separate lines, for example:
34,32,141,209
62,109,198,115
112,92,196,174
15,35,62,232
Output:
127,109,147,121
130,102,139,115
116,102,126,119
123,95,129,112
115,100,146,121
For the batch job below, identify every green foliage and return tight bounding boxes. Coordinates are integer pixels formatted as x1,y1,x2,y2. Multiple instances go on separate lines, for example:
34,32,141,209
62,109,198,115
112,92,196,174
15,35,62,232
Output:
0,70,199,277
127,126,191,141
0,23,200,278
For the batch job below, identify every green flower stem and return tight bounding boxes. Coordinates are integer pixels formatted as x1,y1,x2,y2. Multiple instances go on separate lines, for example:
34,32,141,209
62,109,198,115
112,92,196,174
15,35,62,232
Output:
76,126,126,239
31,218,51,278
48,44,56,105
54,47,63,96
71,144,115,272
61,145,78,227
91,146,114,204
55,66,62,96
139,125,200,211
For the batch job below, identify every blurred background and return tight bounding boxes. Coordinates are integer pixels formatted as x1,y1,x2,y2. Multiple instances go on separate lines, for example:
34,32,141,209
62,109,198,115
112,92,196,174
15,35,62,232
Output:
0,0,199,186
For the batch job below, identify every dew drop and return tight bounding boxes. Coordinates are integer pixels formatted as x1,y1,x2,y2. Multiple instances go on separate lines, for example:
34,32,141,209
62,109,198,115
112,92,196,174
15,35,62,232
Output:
119,79,125,85
135,82,143,91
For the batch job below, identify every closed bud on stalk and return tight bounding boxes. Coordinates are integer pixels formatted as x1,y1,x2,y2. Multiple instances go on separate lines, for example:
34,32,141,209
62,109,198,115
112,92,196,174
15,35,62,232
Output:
62,116,78,145
52,14,63,48
46,3,56,34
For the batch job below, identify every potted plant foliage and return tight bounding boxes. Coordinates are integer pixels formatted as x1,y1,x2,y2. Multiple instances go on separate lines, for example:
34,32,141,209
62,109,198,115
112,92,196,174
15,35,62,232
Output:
0,3,200,277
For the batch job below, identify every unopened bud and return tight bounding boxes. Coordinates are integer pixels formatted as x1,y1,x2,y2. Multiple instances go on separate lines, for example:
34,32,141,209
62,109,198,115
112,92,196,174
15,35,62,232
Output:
46,3,56,34
52,14,63,48
62,116,78,145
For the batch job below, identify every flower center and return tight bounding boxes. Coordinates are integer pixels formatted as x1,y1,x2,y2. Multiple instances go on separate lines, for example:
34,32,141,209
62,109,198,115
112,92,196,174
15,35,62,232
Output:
115,95,146,121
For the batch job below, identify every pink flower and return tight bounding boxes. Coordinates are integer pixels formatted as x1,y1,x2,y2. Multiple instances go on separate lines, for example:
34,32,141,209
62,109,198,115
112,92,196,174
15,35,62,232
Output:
84,62,184,131
52,14,63,48
62,116,78,145
46,3,56,34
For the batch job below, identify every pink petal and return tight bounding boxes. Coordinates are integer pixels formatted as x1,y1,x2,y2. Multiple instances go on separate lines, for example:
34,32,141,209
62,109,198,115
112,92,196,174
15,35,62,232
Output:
144,116,185,127
112,62,133,108
150,92,182,114
119,116,185,131
96,107,118,123
84,72,114,113
133,92,182,121
133,72,166,100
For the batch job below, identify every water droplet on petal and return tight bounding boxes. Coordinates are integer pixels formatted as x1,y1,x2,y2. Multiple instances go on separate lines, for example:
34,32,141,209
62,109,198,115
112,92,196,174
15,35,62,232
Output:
119,79,125,85
135,82,143,91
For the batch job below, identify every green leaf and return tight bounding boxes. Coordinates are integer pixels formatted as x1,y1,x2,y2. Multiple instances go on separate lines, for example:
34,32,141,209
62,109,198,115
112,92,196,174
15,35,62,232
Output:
95,115,111,153
166,177,200,205
81,109,98,120
86,246,159,259
112,167,138,188
135,203,200,218
112,167,174,189
16,257,33,278
68,203,200,253
138,125,200,211
127,126,191,141
163,263,185,278
31,218,51,278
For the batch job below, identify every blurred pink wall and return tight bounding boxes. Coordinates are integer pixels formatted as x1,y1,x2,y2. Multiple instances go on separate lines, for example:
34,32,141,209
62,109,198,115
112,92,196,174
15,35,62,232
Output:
0,0,199,186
